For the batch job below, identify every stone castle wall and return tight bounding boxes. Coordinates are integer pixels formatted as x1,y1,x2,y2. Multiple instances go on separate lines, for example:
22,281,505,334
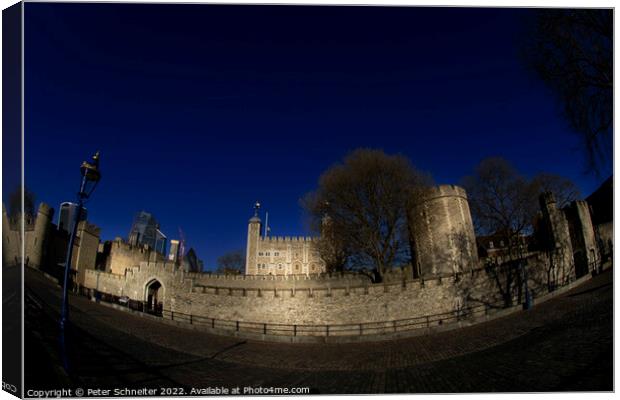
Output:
539,192,576,285
84,250,557,327
85,260,189,301
596,221,613,258
84,185,599,329
565,201,600,277
2,204,21,266
103,238,165,275
86,261,371,300
3,202,103,291
2,203,54,269
62,183,609,337
73,221,102,288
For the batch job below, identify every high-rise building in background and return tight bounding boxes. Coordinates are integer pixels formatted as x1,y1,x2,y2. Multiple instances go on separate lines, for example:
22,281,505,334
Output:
57,202,87,233
128,211,167,254
154,228,167,255
168,239,180,262
183,247,203,273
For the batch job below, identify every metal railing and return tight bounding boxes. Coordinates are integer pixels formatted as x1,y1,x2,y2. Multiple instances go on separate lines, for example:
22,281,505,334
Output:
175,295,530,336
87,292,515,338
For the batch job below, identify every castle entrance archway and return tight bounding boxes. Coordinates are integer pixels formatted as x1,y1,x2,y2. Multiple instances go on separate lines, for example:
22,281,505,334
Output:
145,279,163,316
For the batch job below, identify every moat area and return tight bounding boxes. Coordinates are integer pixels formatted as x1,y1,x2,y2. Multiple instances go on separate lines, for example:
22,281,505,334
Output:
24,266,612,394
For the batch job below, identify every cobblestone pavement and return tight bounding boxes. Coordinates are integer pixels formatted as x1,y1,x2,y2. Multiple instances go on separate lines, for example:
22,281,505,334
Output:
24,268,613,393
3,265,22,392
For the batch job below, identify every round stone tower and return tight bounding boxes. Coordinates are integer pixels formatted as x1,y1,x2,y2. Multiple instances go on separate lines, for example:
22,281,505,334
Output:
408,185,478,279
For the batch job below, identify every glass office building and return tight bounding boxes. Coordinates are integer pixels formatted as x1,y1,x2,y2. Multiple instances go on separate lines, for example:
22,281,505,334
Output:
128,211,167,254
129,211,168,254
58,202,87,233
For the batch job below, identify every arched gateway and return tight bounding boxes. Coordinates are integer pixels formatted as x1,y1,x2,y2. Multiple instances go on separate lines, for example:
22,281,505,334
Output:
144,278,164,315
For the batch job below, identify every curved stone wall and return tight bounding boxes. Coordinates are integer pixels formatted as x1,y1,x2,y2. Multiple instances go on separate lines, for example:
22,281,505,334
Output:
80,183,595,340
409,185,479,278
84,252,558,330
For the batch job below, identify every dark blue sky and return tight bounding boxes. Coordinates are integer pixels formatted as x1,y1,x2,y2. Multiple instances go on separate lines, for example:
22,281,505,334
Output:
24,4,606,269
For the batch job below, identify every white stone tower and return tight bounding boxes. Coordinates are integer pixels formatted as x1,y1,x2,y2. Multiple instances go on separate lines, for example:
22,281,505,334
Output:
245,202,262,275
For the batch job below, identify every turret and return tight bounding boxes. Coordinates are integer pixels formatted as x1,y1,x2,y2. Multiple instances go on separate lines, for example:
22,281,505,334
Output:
73,221,101,288
28,202,53,268
245,202,262,275
539,191,569,250
538,191,575,285
565,200,599,277
539,191,557,212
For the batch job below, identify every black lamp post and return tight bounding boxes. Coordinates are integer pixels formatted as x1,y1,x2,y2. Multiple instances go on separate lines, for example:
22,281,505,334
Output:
60,151,101,371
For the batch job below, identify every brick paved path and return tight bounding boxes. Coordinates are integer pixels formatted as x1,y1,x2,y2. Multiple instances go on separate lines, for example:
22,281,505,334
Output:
25,268,613,393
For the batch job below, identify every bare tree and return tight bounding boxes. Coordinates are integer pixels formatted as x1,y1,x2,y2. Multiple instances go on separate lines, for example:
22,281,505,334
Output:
522,9,612,176
462,157,538,242
462,157,580,306
303,148,431,281
462,158,538,307
530,172,580,209
314,214,348,273
216,250,245,275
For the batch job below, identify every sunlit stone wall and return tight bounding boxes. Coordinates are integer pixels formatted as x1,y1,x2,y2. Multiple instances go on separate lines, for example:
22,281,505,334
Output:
84,252,557,327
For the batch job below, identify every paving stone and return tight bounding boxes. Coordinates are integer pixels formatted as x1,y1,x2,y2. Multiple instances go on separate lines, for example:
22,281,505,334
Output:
24,268,613,393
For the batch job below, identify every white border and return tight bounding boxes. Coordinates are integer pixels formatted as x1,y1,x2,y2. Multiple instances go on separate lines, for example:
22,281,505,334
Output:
0,2,615,400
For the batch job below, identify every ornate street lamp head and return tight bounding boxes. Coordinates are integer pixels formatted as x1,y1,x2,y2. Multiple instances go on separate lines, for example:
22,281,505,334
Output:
254,201,261,217
80,151,102,198
80,151,101,181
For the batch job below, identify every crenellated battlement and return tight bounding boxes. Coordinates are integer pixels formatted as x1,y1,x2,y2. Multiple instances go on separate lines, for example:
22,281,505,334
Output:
4,202,52,231
196,270,367,282
111,238,151,254
102,237,167,276
37,202,53,216
137,260,180,273
77,220,101,236
540,191,558,207
413,184,468,207
259,235,317,243
6,214,36,231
